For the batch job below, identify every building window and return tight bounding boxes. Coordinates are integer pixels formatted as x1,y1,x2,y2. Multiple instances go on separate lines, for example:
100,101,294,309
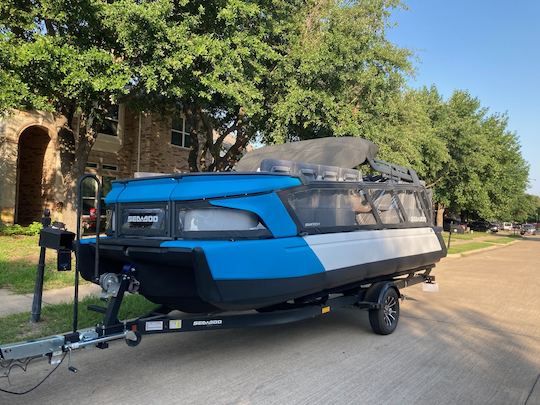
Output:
86,162,98,169
81,174,117,234
81,178,98,216
97,105,120,137
81,175,116,215
171,116,192,148
102,164,118,171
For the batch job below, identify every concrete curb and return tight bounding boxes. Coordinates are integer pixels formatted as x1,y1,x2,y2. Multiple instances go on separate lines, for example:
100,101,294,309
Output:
445,240,520,259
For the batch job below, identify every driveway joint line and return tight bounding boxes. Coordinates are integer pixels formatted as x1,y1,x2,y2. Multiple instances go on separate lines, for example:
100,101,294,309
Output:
524,373,540,405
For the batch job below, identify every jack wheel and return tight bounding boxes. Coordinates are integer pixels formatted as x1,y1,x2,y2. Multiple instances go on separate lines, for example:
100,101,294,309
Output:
125,331,142,347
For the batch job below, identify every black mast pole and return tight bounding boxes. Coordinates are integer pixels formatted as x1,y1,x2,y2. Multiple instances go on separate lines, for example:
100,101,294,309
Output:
31,209,52,323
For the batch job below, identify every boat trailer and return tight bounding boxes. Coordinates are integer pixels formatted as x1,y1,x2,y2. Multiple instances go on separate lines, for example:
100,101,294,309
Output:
1,261,434,379
0,175,437,394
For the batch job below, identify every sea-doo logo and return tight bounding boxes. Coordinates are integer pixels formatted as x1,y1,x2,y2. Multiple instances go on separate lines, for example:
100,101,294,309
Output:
193,320,222,327
127,215,159,223
304,222,321,227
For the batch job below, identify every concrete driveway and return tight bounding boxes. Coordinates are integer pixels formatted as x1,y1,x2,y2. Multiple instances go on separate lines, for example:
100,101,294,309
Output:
2,238,539,404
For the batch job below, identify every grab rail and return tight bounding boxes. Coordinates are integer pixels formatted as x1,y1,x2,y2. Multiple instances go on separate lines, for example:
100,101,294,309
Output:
75,174,102,332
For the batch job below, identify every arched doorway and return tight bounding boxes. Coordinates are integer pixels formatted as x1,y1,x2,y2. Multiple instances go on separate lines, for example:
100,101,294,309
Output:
15,126,51,225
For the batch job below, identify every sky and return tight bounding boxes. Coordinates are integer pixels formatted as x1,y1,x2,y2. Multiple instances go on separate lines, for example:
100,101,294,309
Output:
387,0,540,195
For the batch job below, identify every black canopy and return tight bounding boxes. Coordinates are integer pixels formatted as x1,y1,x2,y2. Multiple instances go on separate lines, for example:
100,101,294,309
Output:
234,137,379,172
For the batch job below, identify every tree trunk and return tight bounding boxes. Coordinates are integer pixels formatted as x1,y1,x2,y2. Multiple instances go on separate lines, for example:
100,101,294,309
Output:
436,203,445,228
60,115,98,232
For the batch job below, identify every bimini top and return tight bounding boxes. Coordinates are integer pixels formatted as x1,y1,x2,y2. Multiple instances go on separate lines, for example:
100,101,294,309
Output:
234,137,379,172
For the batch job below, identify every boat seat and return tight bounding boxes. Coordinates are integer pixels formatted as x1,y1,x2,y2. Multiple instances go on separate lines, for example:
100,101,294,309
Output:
259,159,362,184
270,165,291,174
322,171,338,181
300,168,316,181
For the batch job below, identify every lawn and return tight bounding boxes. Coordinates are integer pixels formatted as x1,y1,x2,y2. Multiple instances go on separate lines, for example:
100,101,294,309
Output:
0,294,156,345
443,231,488,240
0,235,80,294
485,236,517,245
447,242,492,254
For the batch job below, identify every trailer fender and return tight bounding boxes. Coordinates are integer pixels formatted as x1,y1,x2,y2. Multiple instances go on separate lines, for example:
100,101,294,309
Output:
364,281,400,307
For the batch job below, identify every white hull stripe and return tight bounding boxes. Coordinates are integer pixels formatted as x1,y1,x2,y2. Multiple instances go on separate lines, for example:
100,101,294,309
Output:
303,227,442,272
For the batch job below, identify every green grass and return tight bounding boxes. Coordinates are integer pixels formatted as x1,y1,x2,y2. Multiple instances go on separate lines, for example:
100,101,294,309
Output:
443,231,489,240
448,241,492,254
0,235,81,293
485,237,517,245
0,294,157,345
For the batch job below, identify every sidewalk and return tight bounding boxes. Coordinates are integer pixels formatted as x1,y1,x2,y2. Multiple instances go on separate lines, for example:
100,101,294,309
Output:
0,283,100,317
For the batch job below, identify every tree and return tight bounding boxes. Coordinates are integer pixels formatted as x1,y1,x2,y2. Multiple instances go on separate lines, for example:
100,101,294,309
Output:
1,0,412,177
263,0,411,144
359,86,530,226
401,89,530,225
2,0,530,230
104,0,412,171
0,0,304,224
0,0,132,226
511,194,540,223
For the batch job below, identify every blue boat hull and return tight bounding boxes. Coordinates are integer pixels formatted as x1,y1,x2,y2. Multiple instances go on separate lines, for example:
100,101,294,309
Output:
78,227,446,312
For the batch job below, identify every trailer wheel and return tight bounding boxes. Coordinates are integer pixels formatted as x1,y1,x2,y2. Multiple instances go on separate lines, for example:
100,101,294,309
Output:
369,287,400,335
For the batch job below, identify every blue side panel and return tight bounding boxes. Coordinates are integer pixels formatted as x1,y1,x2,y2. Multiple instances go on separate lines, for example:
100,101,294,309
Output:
104,182,125,204
169,175,301,201
109,174,301,204
160,238,325,280
112,177,179,203
209,193,297,238
78,237,97,245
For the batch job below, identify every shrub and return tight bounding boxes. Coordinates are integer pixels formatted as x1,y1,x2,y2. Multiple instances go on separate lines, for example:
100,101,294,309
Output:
0,222,43,236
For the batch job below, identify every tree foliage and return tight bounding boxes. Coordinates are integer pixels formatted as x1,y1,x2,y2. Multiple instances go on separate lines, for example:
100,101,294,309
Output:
371,87,530,222
511,194,540,223
0,0,133,226
0,0,533,224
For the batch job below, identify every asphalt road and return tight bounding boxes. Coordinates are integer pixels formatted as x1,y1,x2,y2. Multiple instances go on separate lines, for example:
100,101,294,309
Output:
2,238,539,405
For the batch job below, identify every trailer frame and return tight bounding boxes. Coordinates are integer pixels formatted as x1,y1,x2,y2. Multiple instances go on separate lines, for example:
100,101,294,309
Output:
0,267,434,365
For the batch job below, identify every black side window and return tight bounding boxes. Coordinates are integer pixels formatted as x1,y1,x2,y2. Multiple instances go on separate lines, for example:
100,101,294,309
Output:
285,185,431,233
287,187,377,229
396,190,428,223
368,189,404,225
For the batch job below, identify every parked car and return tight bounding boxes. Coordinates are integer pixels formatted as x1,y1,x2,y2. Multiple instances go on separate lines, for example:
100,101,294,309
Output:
501,222,513,231
520,224,537,236
469,220,499,233
443,218,466,234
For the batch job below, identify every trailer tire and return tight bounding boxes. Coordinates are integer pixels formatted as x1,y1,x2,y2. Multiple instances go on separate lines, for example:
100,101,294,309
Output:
368,287,400,335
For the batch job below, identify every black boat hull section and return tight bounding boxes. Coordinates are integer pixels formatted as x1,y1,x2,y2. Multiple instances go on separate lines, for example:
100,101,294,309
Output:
77,237,445,313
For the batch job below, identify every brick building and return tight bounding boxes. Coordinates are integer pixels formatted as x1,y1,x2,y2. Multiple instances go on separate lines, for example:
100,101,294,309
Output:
0,106,193,226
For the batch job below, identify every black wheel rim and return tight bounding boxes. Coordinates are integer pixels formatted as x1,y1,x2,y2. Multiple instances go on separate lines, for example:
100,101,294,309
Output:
383,294,397,327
